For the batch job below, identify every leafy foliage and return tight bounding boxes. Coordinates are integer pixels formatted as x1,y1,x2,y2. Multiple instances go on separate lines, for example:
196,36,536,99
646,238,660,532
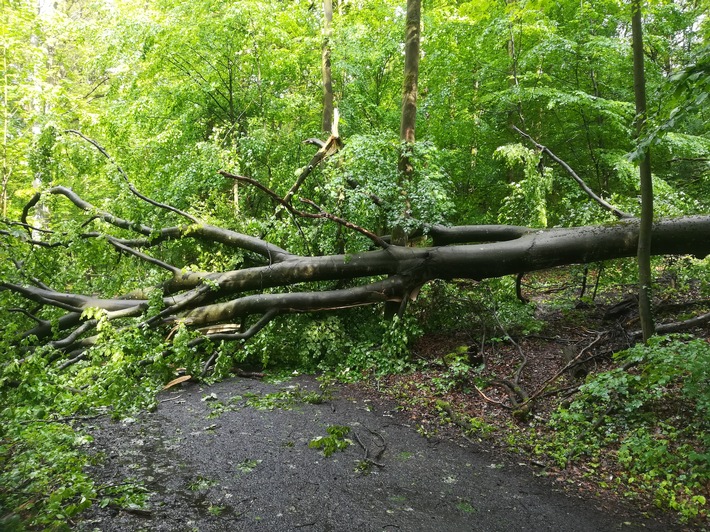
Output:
1,0,709,527
0,333,162,528
542,336,710,521
308,425,351,457
494,144,553,227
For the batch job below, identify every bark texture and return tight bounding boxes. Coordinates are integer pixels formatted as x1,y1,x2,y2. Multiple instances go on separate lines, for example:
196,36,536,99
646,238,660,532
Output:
3,180,710,360
321,0,334,133
399,0,420,148
632,0,655,342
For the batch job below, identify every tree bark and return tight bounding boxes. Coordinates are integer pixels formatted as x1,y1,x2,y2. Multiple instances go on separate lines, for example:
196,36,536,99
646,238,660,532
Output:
632,0,655,342
398,0,420,168
2,38,8,218
321,0,334,133
388,0,421,317
4,183,710,355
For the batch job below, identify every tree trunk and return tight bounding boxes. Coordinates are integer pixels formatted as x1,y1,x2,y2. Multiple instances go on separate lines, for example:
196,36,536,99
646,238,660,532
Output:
398,0,420,171
632,0,655,343
5,183,710,355
387,0,421,317
2,39,8,218
321,0,334,134
395,0,421,221
506,0,522,183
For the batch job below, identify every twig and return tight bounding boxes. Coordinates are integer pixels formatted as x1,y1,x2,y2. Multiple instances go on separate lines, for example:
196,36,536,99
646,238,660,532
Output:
19,412,106,424
159,394,183,403
65,130,199,223
299,198,389,249
526,332,606,404
365,427,387,461
474,385,512,410
513,126,633,219
8,308,47,325
12,259,52,290
488,294,528,386
58,351,87,370
352,430,385,468
107,237,181,275
220,171,388,248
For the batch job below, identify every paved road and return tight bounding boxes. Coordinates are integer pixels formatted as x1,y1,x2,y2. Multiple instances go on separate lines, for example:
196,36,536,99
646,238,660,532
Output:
78,375,672,531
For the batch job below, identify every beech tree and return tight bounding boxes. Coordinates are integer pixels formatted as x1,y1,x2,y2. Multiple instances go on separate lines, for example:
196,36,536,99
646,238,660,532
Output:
1,0,708,365
3,2,710,529
322,0,335,133
3,150,710,364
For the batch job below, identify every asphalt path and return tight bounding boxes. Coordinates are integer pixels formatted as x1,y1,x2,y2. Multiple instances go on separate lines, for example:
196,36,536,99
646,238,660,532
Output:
78,375,673,531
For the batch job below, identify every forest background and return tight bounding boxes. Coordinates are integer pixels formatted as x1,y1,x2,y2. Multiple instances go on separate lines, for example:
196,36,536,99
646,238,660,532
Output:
1,0,709,528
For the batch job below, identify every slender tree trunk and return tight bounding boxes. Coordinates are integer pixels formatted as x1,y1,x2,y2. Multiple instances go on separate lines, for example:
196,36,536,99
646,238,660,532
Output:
506,0,521,182
398,0,420,173
396,0,420,223
632,0,655,342
2,29,9,218
386,0,421,318
321,0,334,133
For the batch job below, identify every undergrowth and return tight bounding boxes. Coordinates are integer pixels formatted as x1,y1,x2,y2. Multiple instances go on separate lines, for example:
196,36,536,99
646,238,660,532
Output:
537,335,710,522
2,268,709,528
0,302,419,529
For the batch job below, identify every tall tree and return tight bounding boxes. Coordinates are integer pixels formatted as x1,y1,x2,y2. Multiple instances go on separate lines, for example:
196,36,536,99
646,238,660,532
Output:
394,0,421,242
632,0,655,342
322,0,334,133
398,0,420,176
1,0,40,218
1,14,8,218
386,0,421,317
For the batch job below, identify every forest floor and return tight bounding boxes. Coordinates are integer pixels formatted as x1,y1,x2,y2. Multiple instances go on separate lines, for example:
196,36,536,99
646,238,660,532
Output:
76,269,708,531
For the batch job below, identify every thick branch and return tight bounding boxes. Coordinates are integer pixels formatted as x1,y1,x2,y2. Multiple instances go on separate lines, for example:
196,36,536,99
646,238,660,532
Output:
176,276,413,327
428,224,532,245
49,320,98,349
7,215,710,352
26,186,292,262
631,310,710,338
1,283,143,313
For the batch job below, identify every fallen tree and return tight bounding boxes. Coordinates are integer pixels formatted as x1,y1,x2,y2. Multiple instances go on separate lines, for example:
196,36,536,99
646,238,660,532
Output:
3,177,710,364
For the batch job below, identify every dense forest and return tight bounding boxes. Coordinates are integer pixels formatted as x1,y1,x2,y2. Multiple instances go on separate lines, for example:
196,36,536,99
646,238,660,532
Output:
1,0,709,528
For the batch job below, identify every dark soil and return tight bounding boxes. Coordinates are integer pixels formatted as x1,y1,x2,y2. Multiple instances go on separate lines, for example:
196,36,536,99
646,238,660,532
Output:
78,374,674,532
